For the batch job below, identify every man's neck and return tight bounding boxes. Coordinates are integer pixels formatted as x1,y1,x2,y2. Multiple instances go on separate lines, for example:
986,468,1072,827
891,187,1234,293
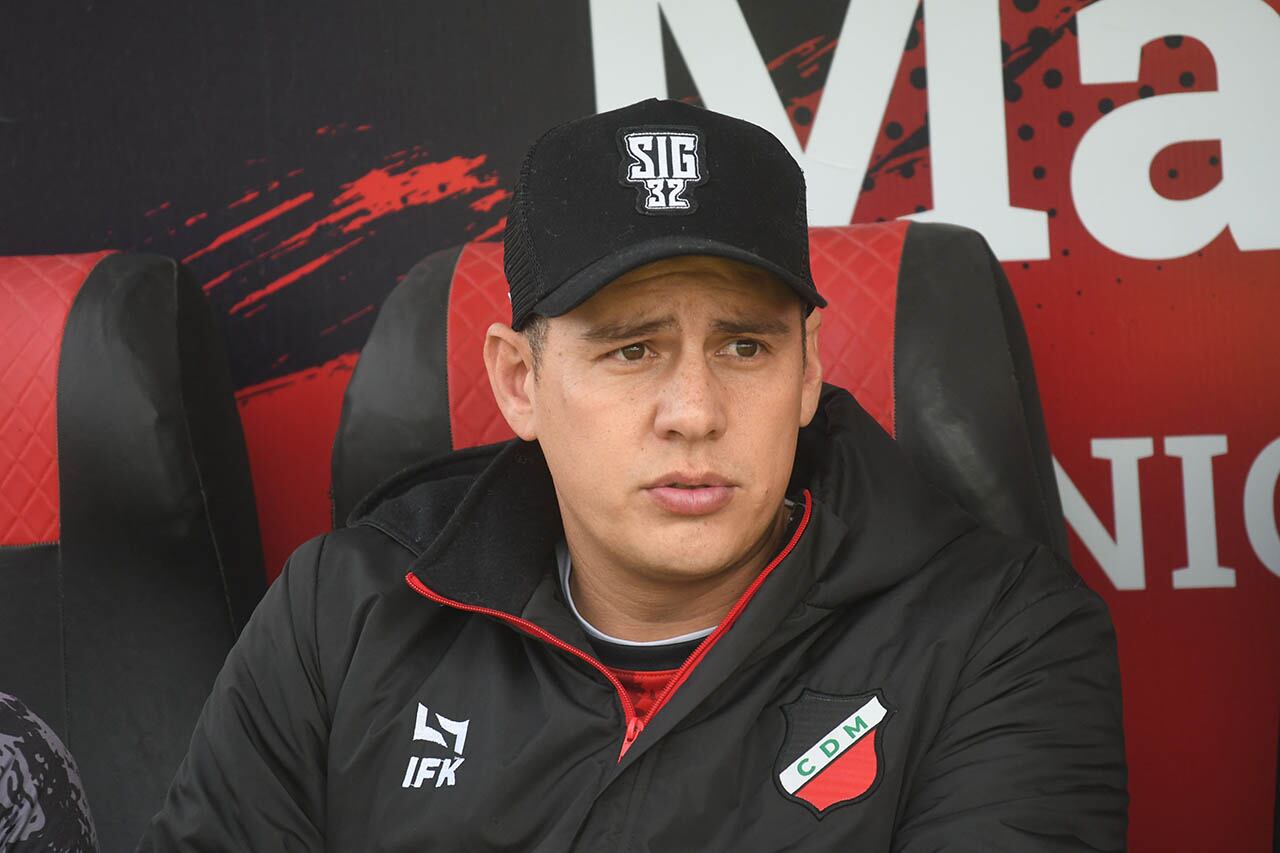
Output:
563,506,792,643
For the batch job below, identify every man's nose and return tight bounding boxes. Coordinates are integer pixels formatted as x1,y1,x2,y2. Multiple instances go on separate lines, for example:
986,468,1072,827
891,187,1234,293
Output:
652,352,727,441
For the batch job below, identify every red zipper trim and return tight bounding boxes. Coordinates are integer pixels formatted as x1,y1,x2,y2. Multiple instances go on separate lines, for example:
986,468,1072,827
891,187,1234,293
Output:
403,488,812,763
404,571,641,759
624,489,812,757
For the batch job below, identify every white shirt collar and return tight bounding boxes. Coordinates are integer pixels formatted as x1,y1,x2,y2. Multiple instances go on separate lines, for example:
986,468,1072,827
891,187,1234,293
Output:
555,539,716,648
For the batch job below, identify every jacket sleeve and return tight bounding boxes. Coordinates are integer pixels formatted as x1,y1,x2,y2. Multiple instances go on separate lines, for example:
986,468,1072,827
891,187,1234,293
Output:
137,535,330,851
893,548,1128,852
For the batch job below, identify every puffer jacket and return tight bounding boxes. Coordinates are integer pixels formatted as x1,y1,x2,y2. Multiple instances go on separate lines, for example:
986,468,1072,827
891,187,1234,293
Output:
139,385,1127,851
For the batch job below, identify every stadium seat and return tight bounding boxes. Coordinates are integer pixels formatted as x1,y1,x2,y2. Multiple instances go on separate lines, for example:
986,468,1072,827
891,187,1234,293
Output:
0,252,265,850
331,221,1068,561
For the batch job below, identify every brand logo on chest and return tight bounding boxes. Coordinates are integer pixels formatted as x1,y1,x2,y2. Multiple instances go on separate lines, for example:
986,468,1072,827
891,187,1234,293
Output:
774,689,894,817
401,702,469,789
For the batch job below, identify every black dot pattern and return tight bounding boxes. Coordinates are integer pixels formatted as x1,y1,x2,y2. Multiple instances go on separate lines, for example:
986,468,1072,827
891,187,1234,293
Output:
1018,124,1035,141
1058,111,1074,128
1043,68,1063,88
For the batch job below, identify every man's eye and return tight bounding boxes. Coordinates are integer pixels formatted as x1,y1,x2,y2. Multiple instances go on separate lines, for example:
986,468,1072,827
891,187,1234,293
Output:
728,340,761,358
614,343,648,361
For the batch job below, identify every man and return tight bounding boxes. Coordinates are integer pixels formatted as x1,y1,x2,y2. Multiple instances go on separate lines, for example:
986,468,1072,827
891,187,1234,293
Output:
141,99,1126,850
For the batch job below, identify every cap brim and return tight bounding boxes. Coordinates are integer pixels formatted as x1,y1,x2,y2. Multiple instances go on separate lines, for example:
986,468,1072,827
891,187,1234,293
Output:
528,235,827,322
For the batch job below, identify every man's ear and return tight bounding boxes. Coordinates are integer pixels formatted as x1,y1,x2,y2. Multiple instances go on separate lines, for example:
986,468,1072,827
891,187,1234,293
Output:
799,309,823,427
483,322,538,441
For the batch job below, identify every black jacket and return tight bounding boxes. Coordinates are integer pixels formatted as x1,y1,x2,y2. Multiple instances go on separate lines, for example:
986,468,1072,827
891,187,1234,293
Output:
140,387,1127,851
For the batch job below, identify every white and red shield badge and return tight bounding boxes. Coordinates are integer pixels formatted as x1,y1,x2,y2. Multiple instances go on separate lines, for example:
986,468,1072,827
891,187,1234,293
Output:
775,689,894,817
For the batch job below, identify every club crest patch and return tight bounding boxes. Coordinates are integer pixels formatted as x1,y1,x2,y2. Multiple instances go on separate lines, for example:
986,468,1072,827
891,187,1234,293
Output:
617,124,707,214
774,689,893,817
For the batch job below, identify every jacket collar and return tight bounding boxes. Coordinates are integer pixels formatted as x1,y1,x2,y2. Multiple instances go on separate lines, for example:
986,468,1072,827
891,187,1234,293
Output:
794,384,976,609
353,384,975,620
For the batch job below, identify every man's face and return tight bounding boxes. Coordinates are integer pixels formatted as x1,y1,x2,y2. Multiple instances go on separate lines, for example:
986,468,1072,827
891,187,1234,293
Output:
511,255,822,586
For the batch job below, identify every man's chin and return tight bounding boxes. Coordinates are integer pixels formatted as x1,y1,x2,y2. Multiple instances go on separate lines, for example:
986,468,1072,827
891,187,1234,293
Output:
621,533,761,584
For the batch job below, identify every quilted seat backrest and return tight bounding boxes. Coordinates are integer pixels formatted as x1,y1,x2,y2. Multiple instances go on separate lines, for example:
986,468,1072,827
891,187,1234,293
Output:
0,253,108,547
0,252,265,852
332,222,1067,559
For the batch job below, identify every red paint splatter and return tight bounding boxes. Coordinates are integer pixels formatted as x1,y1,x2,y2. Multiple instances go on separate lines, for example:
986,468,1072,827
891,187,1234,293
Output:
144,201,172,217
272,154,497,255
185,211,208,227
183,146,504,311
229,236,365,314
340,304,375,325
229,190,261,209
469,189,509,213
184,192,315,263
241,304,268,319
768,36,825,71
475,216,507,242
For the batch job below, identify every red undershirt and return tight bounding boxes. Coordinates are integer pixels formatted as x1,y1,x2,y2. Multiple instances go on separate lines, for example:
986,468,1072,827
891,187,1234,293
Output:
607,667,681,720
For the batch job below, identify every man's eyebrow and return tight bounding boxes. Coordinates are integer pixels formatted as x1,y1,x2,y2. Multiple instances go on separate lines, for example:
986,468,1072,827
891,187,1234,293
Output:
579,316,677,342
710,316,792,337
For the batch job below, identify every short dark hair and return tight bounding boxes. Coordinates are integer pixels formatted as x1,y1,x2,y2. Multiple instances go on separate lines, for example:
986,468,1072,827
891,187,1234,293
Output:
523,314,550,375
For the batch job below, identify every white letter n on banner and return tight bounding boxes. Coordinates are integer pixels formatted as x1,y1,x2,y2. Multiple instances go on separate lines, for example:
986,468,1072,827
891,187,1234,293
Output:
1054,438,1154,590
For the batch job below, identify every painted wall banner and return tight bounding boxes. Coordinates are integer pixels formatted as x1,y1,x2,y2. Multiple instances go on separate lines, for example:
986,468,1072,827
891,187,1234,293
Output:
0,1,1276,850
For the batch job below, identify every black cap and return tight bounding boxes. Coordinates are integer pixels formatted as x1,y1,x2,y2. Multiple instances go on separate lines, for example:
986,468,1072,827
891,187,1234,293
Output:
504,98,826,330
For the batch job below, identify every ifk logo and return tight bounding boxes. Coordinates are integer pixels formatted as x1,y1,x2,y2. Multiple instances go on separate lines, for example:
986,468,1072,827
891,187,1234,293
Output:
401,702,469,789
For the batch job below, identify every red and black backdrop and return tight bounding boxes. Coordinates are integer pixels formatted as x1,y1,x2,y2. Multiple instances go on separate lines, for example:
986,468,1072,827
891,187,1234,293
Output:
1,1,1276,849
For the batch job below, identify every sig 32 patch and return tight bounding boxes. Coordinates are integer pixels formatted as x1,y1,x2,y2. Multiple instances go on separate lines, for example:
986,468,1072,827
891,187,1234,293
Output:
617,125,708,214
775,689,894,818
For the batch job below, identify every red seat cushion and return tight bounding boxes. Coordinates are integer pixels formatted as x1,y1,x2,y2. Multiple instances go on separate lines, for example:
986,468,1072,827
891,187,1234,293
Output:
0,252,113,546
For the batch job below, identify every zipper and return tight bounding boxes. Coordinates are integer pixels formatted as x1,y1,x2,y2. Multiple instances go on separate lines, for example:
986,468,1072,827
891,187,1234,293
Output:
403,488,812,763
405,571,642,758
623,490,812,756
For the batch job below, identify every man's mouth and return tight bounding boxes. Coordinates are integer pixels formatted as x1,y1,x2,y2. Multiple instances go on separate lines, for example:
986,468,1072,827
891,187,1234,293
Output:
644,474,737,515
